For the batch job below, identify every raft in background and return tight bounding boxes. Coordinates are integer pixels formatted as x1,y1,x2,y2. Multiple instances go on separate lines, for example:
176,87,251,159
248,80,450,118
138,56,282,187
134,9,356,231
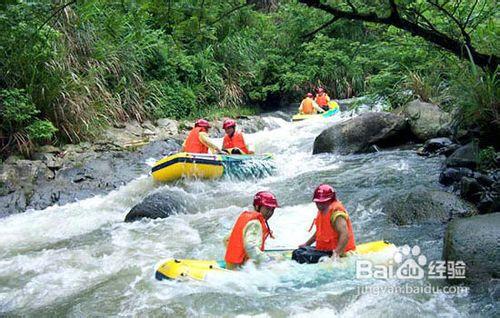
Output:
155,240,396,281
151,152,275,182
292,100,340,122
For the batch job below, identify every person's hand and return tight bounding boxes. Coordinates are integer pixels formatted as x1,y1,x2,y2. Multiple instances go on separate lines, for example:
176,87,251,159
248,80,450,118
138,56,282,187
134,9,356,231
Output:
299,243,307,248
330,251,340,262
221,148,230,154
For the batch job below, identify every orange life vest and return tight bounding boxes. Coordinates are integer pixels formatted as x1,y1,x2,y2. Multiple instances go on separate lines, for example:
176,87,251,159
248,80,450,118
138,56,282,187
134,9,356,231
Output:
223,132,249,154
224,211,271,265
183,127,209,153
301,98,314,114
315,94,328,106
312,201,356,253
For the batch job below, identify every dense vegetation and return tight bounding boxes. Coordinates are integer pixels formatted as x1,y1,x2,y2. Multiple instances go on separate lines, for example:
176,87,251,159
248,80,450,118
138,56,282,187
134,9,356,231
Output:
1,0,498,156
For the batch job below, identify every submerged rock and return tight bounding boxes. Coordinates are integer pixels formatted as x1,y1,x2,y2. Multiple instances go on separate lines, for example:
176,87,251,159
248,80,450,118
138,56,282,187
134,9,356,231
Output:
443,213,500,281
124,191,185,222
313,112,410,155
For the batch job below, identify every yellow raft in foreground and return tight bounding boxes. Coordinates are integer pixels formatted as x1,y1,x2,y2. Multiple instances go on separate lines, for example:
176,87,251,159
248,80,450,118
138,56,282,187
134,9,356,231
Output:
292,100,340,122
155,240,396,281
151,152,273,182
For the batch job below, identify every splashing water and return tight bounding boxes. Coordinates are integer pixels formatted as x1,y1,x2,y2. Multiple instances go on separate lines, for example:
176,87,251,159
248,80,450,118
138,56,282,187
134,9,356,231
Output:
0,109,491,317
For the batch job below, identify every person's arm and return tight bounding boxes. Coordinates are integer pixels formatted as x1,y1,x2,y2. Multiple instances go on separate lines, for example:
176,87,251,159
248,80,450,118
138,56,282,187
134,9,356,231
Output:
300,231,316,247
312,100,325,113
243,220,269,264
199,131,222,153
331,213,350,257
180,140,186,152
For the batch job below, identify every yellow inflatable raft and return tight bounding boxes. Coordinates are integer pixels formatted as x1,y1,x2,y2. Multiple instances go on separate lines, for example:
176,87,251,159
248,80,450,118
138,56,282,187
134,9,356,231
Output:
151,152,274,182
155,240,396,281
292,100,340,122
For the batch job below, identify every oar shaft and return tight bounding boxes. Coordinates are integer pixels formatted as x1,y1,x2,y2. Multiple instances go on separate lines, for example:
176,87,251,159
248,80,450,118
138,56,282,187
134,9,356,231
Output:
264,248,295,252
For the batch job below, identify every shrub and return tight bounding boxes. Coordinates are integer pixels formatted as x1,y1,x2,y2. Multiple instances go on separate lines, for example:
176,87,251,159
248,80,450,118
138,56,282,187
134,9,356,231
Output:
27,120,58,143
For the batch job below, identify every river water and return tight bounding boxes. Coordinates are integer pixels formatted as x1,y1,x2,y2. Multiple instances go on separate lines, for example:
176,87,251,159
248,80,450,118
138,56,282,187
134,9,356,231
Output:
0,108,494,317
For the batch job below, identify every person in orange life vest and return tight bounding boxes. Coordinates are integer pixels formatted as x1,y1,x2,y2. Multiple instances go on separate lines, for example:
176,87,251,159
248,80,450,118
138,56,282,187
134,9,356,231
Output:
224,191,279,269
299,93,325,115
315,87,331,112
221,119,254,155
181,119,223,154
292,184,356,264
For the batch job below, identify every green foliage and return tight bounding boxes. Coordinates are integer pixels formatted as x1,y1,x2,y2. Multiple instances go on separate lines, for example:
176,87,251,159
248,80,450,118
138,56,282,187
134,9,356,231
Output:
0,88,54,154
1,89,40,130
1,0,498,156
451,64,499,128
26,120,58,143
148,81,198,119
478,146,497,171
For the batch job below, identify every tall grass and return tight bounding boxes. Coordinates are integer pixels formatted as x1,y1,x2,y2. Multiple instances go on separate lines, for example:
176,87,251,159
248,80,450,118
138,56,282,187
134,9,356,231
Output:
451,64,499,132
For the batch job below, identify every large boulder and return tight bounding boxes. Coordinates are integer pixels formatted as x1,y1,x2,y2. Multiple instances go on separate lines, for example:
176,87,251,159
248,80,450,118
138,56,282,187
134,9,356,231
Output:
445,141,479,169
402,99,452,141
313,112,410,155
443,213,500,280
124,191,185,222
384,188,477,225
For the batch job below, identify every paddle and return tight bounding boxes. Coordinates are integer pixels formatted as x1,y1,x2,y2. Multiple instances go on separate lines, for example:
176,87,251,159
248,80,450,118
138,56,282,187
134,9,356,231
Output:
264,248,295,253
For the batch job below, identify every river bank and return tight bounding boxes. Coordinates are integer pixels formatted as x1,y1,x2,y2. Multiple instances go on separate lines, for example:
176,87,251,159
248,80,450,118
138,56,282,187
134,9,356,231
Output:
0,116,275,217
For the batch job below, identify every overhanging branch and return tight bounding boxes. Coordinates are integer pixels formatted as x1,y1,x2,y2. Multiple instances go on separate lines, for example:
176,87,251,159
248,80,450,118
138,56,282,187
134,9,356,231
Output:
298,0,498,71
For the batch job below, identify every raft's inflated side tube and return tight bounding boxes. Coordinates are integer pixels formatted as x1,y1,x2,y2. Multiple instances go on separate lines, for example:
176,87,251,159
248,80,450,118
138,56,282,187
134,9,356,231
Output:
155,240,396,281
292,101,340,122
151,152,224,182
151,152,273,182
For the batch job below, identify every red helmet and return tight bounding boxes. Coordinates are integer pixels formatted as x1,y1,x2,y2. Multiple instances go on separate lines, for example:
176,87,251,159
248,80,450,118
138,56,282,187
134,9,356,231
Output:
313,184,336,202
223,119,236,129
316,87,324,93
253,191,279,208
306,93,314,98
195,119,210,128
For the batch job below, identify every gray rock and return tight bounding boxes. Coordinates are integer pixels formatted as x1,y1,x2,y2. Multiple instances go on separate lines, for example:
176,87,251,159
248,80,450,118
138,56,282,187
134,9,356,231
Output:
0,160,53,217
38,145,61,153
313,112,410,155
403,99,452,140
439,167,475,186
155,118,179,137
446,141,479,169
424,137,453,149
0,139,180,216
124,191,185,222
459,177,484,204
384,187,477,225
236,116,269,134
443,213,500,280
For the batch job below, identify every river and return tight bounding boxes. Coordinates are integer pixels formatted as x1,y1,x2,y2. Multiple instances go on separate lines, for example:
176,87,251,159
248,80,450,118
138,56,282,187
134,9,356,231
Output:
0,106,493,317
